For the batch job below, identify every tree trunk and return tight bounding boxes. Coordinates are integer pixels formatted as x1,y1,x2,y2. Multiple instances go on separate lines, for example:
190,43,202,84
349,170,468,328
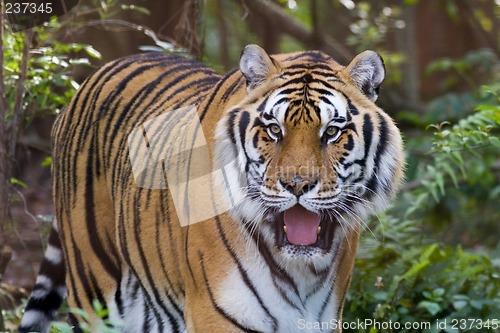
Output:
0,1,33,280
0,0,12,281
215,0,230,70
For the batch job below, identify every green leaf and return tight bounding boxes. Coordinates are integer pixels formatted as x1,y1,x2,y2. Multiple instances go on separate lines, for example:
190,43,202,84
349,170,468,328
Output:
68,307,89,321
453,300,468,310
41,156,52,167
83,45,102,59
10,177,27,188
435,170,445,196
432,287,446,297
417,300,441,315
421,243,439,261
441,161,459,187
489,136,500,147
138,45,165,52
402,260,430,281
470,300,485,310
51,322,74,333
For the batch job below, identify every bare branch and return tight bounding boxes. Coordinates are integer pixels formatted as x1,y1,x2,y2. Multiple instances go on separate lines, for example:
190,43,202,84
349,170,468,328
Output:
8,29,33,159
175,0,202,58
55,19,178,50
241,0,353,63
216,0,230,70
0,0,10,250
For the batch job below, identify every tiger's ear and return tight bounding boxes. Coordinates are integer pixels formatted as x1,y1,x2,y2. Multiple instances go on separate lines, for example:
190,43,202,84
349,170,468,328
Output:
345,50,385,101
240,45,281,92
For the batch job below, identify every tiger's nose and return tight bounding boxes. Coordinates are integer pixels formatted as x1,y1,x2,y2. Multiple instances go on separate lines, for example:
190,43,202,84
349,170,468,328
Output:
280,177,318,196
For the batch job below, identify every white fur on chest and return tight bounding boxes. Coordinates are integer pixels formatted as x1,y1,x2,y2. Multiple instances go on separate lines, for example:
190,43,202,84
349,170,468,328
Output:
215,256,338,333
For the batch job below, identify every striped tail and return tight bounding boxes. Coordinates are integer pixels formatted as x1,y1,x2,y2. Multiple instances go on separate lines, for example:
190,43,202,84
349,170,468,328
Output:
18,223,66,333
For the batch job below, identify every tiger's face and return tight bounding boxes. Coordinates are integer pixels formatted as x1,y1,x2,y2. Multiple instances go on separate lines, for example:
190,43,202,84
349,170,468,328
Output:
216,45,403,261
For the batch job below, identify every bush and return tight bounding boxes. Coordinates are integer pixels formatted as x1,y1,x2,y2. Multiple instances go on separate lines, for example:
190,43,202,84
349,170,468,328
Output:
345,85,500,332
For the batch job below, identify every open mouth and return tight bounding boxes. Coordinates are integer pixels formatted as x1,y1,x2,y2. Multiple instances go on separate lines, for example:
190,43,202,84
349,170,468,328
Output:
275,205,338,250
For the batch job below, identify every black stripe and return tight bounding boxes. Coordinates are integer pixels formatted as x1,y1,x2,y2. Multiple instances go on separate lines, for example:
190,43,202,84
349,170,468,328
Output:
374,113,390,192
68,313,84,333
257,94,271,113
23,289,64,319
132,194,183,331
252,126,264,149
84,141,121,281
346,96,359,116
285,50,331,63
215,219,279,330
35,228,66,289
156,198,183,300
88,271,107,319
184,224,197,291
57,208,83,313
114,282,123,317
242,224,302,309
309,87,335,97
199,252,265,333
317,288,334,322
221,68,243,101
143,291,166,333
199,69,240,122
103,60,198,164
70,232,94,309
239,111,251,171
72,55,151,202
362,113,373,165
65,55,136,205
278,87,301,96
361,114,379,198
142,302,151,332
117,215,170,333
129,275,140,300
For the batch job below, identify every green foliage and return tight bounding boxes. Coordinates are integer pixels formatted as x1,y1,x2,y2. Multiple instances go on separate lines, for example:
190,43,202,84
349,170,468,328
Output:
427,49,498,91
346,217,500,332
400,46,500,247
402,85,500,246
346,84,500,331
3,20,99,120
50,300,123,333
346,2,406,51
345,2,406,86
2,300,122,333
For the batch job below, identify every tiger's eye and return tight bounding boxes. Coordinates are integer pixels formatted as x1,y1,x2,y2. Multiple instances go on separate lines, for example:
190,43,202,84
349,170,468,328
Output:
326,126,338,137
269,124,282,135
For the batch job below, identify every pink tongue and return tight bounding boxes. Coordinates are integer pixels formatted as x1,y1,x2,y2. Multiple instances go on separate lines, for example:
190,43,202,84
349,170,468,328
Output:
283,205,321,246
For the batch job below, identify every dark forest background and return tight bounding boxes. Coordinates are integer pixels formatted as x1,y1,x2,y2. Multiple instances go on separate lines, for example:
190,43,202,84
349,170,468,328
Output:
0,0,499,331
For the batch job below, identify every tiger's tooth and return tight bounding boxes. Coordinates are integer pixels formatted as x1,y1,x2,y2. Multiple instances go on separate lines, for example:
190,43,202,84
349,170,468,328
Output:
283,225,287,234
317,226,321,234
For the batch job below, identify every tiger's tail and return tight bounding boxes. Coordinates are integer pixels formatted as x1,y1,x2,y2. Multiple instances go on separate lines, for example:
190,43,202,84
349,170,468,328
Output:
18,223,66,333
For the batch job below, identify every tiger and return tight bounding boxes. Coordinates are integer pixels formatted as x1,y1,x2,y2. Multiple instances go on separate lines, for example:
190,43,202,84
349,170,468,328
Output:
19,44,404,333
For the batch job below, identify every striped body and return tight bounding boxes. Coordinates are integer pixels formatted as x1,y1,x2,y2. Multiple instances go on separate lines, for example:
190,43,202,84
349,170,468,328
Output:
19,46,404,333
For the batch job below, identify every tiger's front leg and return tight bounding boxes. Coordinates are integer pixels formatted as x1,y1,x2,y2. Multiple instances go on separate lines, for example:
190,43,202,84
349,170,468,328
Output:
181,219,259,333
